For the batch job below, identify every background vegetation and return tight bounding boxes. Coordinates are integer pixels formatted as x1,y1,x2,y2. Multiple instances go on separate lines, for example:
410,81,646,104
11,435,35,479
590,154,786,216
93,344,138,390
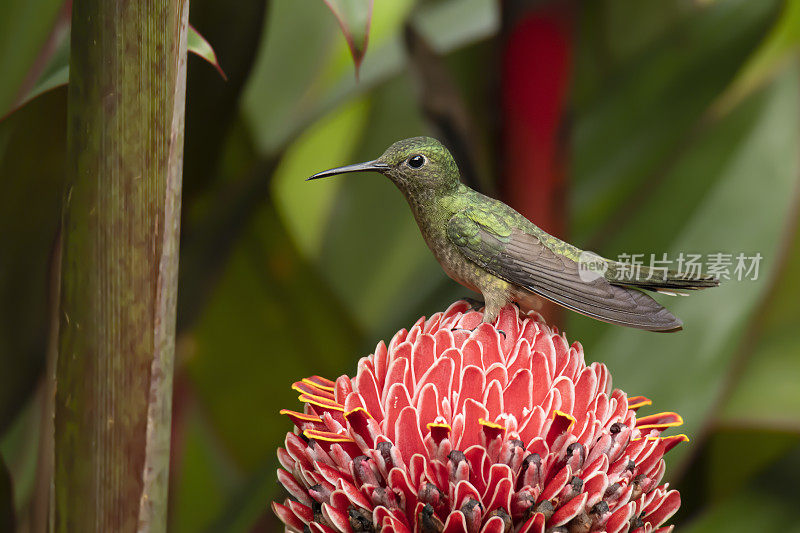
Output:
1,0,799,531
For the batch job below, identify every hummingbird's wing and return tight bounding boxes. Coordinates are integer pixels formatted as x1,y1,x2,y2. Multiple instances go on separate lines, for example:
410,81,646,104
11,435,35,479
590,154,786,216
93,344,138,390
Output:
446,209,682,331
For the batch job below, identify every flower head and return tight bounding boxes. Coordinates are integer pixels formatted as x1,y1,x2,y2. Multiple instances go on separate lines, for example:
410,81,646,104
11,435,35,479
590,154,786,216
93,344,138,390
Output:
273,302,686,533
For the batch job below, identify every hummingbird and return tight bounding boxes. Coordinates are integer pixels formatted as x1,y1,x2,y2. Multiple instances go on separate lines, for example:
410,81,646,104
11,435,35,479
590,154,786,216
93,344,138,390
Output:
308,137,718,331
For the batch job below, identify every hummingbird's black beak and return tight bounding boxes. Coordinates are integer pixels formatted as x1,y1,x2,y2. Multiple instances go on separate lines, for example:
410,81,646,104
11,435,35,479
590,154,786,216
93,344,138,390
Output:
306,160,389,181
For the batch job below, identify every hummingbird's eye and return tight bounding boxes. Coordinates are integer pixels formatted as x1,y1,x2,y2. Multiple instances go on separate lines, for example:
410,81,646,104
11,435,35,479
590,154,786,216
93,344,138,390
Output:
407,154,426,169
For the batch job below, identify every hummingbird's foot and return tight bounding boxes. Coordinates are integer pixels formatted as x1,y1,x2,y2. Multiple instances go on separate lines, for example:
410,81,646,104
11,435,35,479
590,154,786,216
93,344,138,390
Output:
450,326,506,338
462,297,485,312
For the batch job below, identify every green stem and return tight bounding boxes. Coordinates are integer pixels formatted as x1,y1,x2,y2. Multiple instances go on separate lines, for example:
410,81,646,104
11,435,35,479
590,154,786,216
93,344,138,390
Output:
54,1,188,531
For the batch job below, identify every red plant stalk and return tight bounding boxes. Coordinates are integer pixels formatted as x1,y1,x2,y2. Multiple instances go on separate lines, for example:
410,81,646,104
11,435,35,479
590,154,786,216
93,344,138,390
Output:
500,2,574,327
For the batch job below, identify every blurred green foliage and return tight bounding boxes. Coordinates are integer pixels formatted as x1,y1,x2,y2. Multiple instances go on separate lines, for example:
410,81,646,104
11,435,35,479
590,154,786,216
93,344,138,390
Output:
1,0,799,531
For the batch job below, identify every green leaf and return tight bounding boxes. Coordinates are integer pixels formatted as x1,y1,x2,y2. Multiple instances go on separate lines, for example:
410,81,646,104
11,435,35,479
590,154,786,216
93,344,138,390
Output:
567,64,800,477
169,406,240,533
706,429,799,504
719,329,800,430
271,96,371,258
187,24,227,80
0,452,13,532
571,0,780,243
7,26,70,117
183,204,362,463
322,0,374,77
680,443,800,532
0,0,65,117
713,0,800,114
173,205,363,530
242,0,496,155
681,487,799,532
409,0,499,53
716,188,800,430
0,88,66,431
4,18,229,120
0,394,43,523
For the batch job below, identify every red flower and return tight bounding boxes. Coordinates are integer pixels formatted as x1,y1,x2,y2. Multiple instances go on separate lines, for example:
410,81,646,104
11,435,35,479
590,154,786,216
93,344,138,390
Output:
273,302,686,533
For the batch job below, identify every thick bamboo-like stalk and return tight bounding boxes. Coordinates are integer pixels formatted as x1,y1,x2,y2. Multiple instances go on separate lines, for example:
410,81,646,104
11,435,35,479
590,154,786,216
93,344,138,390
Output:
54,1,188,531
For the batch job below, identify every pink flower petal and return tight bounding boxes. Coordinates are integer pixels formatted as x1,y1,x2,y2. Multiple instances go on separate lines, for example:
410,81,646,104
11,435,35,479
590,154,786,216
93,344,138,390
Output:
356,363,383,421
519,409,547,446
503,369,533,418
277,447,294,472
384,382,412,443
551,335,571,376
464,446,491,495
311,523,338,533
334,375,353,404
388,467,417,516
416,355,455,402
496,306,520,355
315,460,352,486
416,383,440,434
518,512,545,533
583,471,609,508
643,490,681,528
638,440,666,478
321,502,352,533
458,311,483,331
661,434,689,454
337,478,373,510
373,341,389,389
549,491,587,526
459,399,490,450
278,468,312,506
388,328,408,353
456,365,486,415
409,453,427,488
453,479,482,510
552,376,575,418
531,335,556,378
484,475,513,513
461,337,483,369
529,350,551,407
483,379,504,421
329,489,350,512
411,334,436,386
479,515,506,533
506,339,532,378
273,501,306,531
473,323,503,368
287,499,314,524
434,328,456,358
606,502,634,533
442,510,468,533
485,363,509,390
573,367,598,421
395,406,427,463
540,464,570,502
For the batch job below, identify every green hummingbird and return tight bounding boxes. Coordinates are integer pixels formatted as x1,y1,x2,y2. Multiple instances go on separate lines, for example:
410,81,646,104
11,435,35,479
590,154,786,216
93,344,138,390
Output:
308,137,718,331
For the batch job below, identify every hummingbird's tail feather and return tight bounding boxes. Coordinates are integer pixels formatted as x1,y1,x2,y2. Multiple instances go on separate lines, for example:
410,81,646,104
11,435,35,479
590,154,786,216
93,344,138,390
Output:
650,288,690,297
606,267,720,292
513,278,684,332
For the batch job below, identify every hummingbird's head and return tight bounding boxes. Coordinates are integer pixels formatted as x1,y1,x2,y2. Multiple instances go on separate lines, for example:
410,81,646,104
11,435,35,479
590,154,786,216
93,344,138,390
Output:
307,136,460,196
